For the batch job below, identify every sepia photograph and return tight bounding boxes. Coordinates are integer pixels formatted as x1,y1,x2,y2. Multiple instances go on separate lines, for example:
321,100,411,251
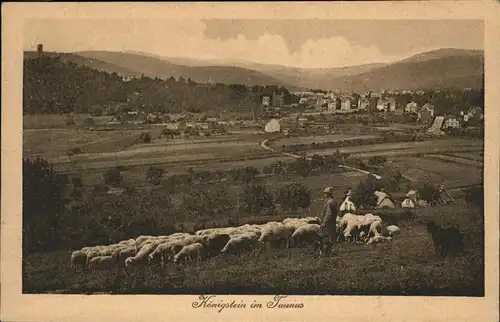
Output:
20,17,486,296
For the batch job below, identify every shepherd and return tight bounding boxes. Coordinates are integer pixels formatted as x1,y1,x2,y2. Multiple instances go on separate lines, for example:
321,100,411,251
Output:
317,186,339,256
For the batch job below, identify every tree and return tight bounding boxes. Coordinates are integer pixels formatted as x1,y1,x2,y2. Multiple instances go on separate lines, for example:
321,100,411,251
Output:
139,132,152,143
23,157,68,253
240,184,275,215
276,183,311,212
146,166,165,185
83,117,95,127
368,155,387,166
463,185,483,213
103,168,123,186
352,175,378,208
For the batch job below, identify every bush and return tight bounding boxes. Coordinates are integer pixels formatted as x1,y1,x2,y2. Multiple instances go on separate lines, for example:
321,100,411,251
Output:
181,185,234,220
418,182,440,203
146,166,165,185
23,157,68,253
83,117,95,127
352,175,378,208
139,132,152,143
103,168,123,186
276,183,311,212
368,155,387,166
67,147,82,156
463,185,483,212
240,184,275,215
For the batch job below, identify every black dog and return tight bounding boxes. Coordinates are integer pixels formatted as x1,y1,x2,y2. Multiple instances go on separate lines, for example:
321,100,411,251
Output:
426,221,464,257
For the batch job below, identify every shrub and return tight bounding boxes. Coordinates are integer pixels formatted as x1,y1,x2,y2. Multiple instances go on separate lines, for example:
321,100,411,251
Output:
23,157,68,253
146,166,165,185
240,184,275,215
103,168,123,186
139,132,152,143
276,183,311,212
83,117,95,127
368,155,387,166
67,147,82,156
352,175,378,208
463,185,484,212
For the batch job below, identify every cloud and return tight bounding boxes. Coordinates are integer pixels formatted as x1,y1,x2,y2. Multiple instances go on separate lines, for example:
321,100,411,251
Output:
25,19,402,68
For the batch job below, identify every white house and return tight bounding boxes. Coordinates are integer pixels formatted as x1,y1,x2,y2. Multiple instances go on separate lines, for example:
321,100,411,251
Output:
264,119,281,133
340,98,351,111
404,101,419,114
262,96,270,107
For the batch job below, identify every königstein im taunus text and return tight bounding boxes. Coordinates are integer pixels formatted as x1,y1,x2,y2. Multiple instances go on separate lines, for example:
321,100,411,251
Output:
192,295,304,313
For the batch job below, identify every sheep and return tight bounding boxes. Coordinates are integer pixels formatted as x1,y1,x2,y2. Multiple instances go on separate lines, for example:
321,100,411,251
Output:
148,240,185,268
201,233,231,258
366,235,393,245
173,243,205,264
343,220,359,243
367,220,383,239
117,246,137,268
125,243,157,269
288,224,321,248
221,233,259,256
87,253,120,271
135,235,155,245
385,225,401,237
426,221,464,257
258,224,295,249
70,250,88,272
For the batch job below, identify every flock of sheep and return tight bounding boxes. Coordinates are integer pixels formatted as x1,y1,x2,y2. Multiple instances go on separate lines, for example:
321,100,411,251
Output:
70,213,401,274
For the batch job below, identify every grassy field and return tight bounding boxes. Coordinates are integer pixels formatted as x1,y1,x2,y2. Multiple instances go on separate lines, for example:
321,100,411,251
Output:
389,156,483,187
22,203,484,295
269,134,380,147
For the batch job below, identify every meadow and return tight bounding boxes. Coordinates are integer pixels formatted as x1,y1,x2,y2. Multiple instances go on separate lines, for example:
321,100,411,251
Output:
22,203,484,295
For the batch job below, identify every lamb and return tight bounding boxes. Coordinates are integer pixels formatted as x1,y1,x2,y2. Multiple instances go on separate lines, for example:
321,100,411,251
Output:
70,250,88,272
258,224,295,249
173,243,205,264
426,221,464,257
221,233,259,255
288,224,321,248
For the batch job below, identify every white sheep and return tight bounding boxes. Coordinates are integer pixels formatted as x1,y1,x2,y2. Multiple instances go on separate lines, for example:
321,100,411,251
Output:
148,240,184,267
221,233,259,255
87,253,119,271
258,224,295,249
70,250,88,272
289,224,321,248
385,225,401,236
125,243,157,268
367,220,383,239
173,243,205,264
367,235,393,245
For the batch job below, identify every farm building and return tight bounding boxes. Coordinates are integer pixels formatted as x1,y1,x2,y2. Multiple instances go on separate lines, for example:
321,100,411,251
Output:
262,96,270,107
442,116,461,129
404,101,419,114
357,97,370,110
376,97,396,112
417,103,435,124
340,98,351,111
374,191,396,209
264,119,281,133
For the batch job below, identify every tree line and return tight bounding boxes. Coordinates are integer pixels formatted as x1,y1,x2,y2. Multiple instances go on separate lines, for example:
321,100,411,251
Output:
23,56,297,115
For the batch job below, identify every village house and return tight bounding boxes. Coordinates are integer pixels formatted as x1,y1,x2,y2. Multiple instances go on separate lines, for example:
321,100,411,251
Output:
262,96,270,107
442,115,461,129
404,101,419,114
358,97,370,111
417,103,435,124
271,91,285,108
376,97,396,112
340,98,351,111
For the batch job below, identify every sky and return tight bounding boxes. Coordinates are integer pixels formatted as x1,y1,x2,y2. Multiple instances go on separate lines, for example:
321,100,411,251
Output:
24,19,483,68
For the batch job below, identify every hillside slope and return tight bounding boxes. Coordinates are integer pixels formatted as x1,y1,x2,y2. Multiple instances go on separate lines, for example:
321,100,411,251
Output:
75,51,302,91
327,51,484,92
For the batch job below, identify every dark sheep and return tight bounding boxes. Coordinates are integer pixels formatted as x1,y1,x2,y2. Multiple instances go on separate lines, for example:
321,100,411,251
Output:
426,221,464,257
202,233,231,258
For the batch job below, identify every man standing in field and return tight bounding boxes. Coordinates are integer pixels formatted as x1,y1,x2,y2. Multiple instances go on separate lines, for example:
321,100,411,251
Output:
318,186,339,256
